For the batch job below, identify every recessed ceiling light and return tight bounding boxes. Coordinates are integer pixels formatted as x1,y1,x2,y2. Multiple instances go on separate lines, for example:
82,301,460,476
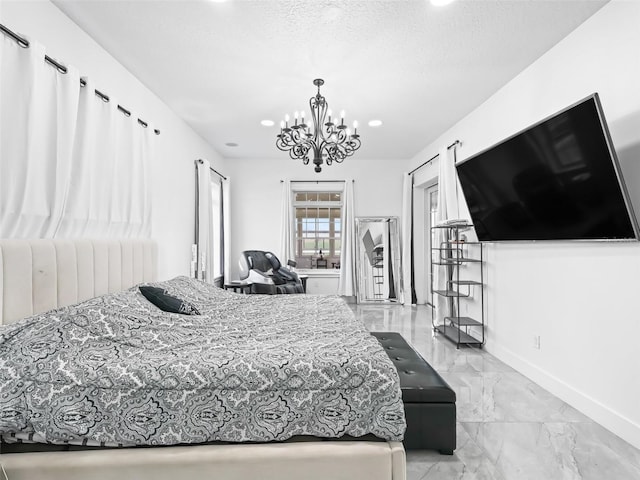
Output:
225,142,238,147
430,0,456,6
368,120,383,127
261,120,275,127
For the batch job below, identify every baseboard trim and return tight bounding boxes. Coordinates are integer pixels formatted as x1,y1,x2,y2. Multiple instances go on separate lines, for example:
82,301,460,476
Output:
486,342,640,450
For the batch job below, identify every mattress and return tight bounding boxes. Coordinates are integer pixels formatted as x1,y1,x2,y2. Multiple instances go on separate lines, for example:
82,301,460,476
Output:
0,276,405,447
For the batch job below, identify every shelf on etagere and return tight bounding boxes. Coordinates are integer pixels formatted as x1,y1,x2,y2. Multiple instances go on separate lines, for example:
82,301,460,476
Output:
433,245,481,253
431,223,473,230
432,242,481,250
450,280,483,286
433,257,482,266
433,289,470,298
445,316,483,327
435,324,483,345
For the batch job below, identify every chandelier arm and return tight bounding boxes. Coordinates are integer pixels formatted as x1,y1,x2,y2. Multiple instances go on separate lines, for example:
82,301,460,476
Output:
291,142,312,163
348,136,361,153
322,142,347,165
277,128,313,155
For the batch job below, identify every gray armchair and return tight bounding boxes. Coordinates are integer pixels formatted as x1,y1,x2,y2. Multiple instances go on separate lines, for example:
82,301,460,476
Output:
238,250,304,294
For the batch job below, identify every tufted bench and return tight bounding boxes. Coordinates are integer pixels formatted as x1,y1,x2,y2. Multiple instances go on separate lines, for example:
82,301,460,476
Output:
372,332,456,454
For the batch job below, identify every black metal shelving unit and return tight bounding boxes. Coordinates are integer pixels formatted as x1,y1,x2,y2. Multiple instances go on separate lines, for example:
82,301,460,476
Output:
429,223,485,348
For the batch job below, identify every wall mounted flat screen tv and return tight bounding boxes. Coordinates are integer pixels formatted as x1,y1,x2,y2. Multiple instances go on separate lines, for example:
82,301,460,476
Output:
456,94,639,241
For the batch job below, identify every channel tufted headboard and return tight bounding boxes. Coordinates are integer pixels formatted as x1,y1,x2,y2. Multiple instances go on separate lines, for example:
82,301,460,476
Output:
0,239,157,325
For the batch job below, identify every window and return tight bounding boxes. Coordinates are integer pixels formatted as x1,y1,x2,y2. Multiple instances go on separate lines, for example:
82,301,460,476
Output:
293,190,342,269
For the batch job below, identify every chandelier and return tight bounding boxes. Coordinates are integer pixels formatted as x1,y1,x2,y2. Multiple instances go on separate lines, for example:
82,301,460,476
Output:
276,79,361,173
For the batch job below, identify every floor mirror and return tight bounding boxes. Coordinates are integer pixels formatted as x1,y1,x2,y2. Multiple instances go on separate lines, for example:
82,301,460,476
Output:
355,217,403,303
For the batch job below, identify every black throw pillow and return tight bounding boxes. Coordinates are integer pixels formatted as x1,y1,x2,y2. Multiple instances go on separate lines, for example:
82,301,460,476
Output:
139,286,201,315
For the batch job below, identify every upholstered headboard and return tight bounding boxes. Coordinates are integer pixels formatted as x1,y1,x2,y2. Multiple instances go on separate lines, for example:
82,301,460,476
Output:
0,239,157,325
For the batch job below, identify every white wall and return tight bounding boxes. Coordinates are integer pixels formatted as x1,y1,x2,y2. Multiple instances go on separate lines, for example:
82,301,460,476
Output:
225,157,409,281
0,0,225,280
409,0,640,449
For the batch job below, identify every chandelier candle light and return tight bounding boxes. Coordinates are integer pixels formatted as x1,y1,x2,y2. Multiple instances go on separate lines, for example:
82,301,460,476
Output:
276,79,361,173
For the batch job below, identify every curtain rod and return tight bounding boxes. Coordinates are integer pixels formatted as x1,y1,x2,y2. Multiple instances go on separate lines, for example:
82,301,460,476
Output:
408,140,461,176
0,23,160,136
279,180,354,183
196,159,227,180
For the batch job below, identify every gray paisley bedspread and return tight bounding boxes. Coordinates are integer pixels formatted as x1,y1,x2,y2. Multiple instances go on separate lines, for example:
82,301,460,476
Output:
0,276,405,447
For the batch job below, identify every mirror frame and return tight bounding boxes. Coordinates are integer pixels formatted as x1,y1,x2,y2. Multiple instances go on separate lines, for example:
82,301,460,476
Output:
355,216,403,304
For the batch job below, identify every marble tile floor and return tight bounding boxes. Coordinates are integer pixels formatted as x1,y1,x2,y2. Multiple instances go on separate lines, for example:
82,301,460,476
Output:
352,304,640,480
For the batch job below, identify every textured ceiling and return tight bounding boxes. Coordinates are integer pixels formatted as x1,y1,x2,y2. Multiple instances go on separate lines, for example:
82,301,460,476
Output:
51,0,608,161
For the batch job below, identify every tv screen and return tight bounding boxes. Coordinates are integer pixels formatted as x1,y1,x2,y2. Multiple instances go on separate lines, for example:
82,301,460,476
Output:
456,94,638,241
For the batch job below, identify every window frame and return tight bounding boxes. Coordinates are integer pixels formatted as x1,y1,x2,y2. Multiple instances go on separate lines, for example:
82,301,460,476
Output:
290,182,344,269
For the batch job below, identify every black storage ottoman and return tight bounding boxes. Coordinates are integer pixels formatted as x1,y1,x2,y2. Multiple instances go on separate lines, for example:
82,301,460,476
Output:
372,331,456,454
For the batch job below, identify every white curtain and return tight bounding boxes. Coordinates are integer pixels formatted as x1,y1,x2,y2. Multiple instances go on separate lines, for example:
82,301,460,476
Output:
0,36,79,238
0,36,153,239
58,82,153,238
279,179,295,263
338,179,356,296
434,145,464,324
57,76,101,237
222,177,231,284
400,173,415,305
210,177,223,280
196,159,214,282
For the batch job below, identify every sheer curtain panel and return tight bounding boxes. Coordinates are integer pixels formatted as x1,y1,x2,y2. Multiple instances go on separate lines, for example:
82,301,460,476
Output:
222,177,231,283
196,159,214,282
338,179,356,296
210,178,223,280
0,34,154,239
279,179,295,263
400,173,416,305
58,84,153,238
0,36,79,238
56,76,100,237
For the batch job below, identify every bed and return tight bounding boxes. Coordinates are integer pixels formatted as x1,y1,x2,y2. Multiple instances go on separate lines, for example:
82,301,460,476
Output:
0,239,406,480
